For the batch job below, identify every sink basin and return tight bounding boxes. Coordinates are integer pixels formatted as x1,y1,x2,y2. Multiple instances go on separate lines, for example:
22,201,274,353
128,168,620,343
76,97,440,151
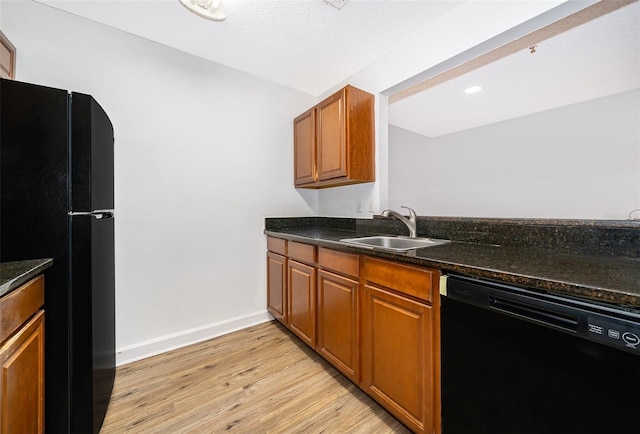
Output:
340,235,450,252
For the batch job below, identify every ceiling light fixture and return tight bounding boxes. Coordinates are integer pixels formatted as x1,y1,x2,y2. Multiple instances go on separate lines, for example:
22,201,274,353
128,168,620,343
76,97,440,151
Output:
464,85,483,94
178,0,226,22
326,0,350,9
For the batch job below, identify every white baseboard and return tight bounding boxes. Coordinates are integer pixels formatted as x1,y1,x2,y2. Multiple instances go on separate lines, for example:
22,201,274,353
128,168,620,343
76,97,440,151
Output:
115,310,274,366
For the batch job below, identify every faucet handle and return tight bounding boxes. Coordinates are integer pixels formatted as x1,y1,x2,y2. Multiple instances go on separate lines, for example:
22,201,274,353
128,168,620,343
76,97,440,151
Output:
400,206,417,221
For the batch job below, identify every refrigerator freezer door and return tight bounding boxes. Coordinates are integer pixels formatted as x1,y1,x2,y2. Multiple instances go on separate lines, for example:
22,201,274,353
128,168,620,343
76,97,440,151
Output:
70,92,114,212
70,214,115,434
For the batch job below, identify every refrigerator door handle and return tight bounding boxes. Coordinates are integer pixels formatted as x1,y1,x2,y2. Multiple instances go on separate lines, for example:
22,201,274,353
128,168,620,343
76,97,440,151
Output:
68,211,114,220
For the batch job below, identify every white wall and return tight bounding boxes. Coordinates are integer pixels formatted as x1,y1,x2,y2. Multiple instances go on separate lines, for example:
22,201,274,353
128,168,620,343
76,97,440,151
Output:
388,124,432,211
389,89,640,219
318,0,565,217
2,1,317,364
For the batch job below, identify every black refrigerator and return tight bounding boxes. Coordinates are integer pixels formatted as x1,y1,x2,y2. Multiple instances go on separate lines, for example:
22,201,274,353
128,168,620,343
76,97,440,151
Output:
0,78,115,434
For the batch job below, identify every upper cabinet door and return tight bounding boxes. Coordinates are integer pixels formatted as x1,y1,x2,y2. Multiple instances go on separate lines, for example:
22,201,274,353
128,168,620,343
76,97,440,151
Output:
293,85,374,189
0,31,16,79
316,91,347,181
293,108,316,186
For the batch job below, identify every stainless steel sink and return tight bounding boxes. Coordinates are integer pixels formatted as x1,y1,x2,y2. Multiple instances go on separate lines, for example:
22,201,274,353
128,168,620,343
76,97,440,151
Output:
339,235,450,252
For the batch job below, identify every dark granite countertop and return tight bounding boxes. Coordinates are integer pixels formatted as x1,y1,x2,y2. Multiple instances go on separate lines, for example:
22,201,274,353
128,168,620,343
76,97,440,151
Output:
0,259,54,297
265,221,640,309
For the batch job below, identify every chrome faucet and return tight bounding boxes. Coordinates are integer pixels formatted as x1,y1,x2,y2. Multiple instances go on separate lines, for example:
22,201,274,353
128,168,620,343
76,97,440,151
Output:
381,206,417,238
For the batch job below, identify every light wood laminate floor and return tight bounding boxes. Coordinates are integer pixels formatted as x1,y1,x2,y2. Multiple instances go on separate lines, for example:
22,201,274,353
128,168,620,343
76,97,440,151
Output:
101,321,411,433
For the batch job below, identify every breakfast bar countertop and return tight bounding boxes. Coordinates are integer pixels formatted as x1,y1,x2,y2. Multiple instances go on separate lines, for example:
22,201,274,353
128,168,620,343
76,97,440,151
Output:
0,258,54,298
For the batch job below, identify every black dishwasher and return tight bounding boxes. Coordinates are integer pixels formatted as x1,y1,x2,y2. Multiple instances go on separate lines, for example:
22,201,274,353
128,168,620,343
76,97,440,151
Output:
441,273,640,434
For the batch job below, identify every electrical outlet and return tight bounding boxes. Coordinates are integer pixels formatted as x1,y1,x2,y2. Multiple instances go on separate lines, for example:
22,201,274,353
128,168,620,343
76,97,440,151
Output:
356,198,363,213
368,200,375,213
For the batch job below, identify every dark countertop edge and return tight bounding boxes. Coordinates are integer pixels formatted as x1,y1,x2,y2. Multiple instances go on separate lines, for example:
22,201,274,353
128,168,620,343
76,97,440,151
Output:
264,229,640,310
0,258,54,297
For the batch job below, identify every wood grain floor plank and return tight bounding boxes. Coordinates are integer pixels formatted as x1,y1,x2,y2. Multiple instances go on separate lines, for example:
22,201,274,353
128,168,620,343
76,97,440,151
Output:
101,321,410,433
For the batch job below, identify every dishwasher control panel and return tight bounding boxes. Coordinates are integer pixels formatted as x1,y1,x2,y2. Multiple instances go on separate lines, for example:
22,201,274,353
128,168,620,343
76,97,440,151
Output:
587,316,640,354
445,273,640,357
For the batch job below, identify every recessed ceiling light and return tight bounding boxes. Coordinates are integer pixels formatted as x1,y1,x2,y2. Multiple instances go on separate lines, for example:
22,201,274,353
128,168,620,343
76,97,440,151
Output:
464,85,483,94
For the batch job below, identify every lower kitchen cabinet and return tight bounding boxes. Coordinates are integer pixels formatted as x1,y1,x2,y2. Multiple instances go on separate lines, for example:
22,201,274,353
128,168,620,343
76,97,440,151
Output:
265,236,441,434
361,257,440,434
361,284,434,433
267,237,287,323
316,247,360,383
266,251,287,323
0,312,44,434
288,259,316,347
317,269,359,383
0,276,46,434
286,241,317,347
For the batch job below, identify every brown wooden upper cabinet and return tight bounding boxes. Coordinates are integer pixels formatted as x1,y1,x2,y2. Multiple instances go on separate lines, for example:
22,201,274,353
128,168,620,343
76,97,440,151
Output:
0,31,16,80
294,85,375,188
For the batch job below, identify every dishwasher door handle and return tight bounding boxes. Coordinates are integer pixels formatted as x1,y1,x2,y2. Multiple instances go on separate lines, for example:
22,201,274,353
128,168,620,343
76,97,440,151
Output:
489,296,579,333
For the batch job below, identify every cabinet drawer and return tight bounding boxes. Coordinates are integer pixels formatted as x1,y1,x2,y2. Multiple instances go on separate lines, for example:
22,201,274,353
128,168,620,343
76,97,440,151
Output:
288,241,316,264
0,276,45,344
267,236,287,255
362,257,437,303
318,247,359,277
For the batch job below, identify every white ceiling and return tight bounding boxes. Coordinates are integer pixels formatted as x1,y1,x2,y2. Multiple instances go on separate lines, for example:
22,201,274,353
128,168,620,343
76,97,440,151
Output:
35,0,463,96
388,1,640,138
